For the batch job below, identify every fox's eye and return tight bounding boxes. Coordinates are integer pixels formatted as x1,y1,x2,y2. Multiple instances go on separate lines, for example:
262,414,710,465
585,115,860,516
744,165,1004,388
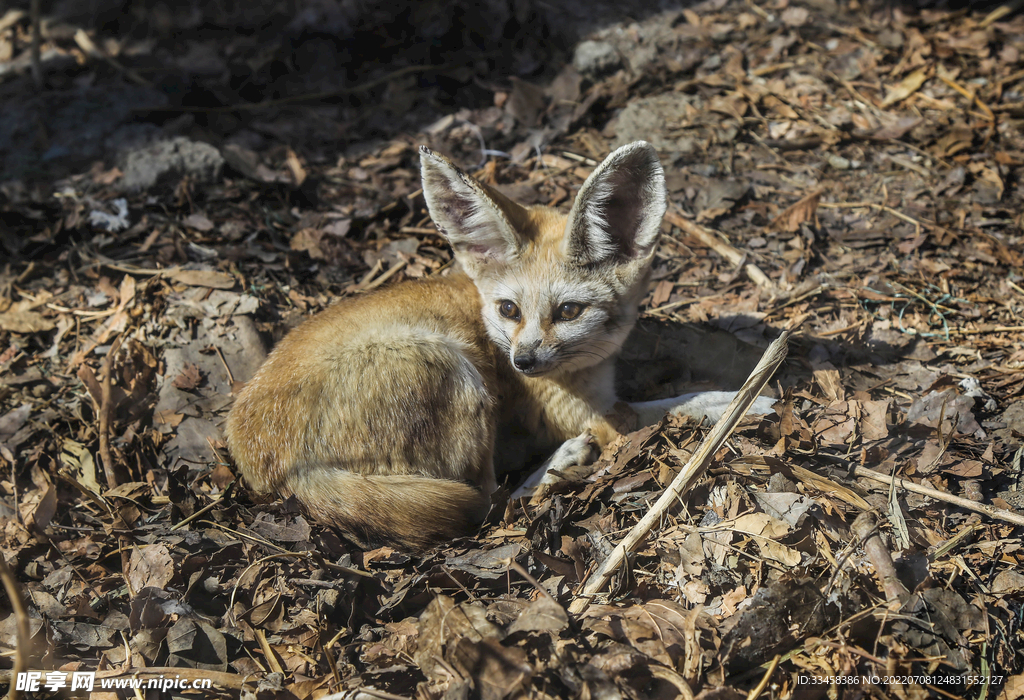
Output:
498,300,521,320
557,302,584,321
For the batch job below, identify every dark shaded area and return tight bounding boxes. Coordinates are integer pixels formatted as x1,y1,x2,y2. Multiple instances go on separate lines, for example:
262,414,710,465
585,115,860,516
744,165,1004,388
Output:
0,0,690,183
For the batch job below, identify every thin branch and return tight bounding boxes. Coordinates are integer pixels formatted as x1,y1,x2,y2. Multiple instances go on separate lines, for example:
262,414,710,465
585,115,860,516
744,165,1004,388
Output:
169,480,236,531
98,335,124,489
851,511,910,608
819,454,1024,528
746,655,781,700
569,331,790,615
665,210,774,288
29,0,41,90
0,557,28,700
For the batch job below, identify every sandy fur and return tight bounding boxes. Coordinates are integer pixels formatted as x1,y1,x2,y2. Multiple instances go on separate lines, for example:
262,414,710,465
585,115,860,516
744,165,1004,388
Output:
227,142,678,549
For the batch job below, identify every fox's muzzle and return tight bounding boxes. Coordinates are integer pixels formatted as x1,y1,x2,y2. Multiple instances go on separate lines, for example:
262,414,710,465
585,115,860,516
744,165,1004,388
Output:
513,353,537,372
512,339,543,373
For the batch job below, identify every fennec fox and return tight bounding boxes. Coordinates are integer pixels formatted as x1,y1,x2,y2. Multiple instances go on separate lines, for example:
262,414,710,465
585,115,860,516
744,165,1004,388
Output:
226,141,772,549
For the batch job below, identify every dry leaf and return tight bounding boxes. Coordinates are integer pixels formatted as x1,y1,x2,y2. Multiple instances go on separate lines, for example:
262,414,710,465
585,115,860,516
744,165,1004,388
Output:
167,268,236,289
182,213,215,231
970,163,1004,201
0,404,33,445
127,544,175,592
0,300,55,333
153,409,185,427
506,77,547,127
768,188,823,233
812,361,844,403
730,513,801,566
60,439,101,495
880,68,929,108
651,280,673,307
290,228,327,260
286,148,307,186
172,363,202,390
21,481,57,532
507,597,569,634
781,6,809,26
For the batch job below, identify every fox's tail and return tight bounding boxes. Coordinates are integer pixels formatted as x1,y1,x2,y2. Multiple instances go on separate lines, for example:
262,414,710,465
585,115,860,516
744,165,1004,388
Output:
283,467,491,550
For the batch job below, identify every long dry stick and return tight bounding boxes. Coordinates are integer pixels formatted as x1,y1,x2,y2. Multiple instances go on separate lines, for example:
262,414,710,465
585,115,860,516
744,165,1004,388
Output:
568,331,790,615
29,0,41,90
0,557,28,700
666,211,773,288
818,456,1024,528
851,511,910,608
98,336,123,489
746,654,782,700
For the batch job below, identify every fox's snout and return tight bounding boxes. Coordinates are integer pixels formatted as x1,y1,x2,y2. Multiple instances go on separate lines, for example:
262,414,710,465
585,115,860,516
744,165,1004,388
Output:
512,342,541,373
509,336,565,375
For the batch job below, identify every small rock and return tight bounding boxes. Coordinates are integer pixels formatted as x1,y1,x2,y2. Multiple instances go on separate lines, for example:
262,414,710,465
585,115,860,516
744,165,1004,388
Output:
1002,399,1024,434
781,6,809,26
88,198,131,231
960,480,983,502
825,153,852,170
609,92,700,154
573,40,621,77
877,29,904,49
118,136,224,193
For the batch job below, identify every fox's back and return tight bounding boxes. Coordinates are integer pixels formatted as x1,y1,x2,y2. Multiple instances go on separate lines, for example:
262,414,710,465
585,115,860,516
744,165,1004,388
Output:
226,272,504,492
273,272,492,368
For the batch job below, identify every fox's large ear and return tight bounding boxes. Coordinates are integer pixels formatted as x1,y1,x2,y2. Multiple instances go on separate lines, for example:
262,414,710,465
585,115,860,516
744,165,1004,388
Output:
420,147,528,273
564,141,666,266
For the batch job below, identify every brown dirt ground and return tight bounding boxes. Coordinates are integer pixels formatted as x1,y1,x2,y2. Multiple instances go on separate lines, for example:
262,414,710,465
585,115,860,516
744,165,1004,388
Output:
1,0,1023,698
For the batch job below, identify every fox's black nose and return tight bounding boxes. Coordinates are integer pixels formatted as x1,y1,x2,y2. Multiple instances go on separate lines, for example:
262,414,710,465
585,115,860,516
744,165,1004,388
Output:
513,354,536,372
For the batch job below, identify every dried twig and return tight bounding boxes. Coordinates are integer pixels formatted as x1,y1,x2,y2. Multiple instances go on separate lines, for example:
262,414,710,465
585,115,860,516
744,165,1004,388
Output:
746,655,781,700
98,336,123,489
819,455,1024,528
665,211,773,288
568,331,790,615
214,346,235,386
29,0,41,90
254,628,285,674
851,511,910,608
320,688,412,700
365,259,408,290
818,200,954,239
73,29,151,87
0,557,28,700
169,480,236,531
938,74,995,142
979,4,1013,26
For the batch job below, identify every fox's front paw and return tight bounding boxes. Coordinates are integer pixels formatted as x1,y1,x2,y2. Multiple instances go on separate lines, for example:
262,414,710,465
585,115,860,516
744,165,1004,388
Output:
512,432,598,501
542,432,599,479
